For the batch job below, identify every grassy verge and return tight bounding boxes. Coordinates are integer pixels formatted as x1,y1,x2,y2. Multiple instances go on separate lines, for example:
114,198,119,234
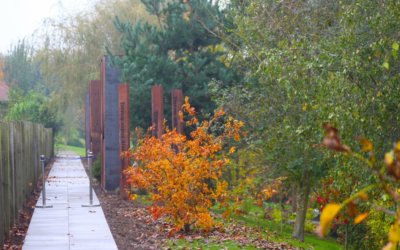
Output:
166,201,342,250
231,213,341,250
55,144,86,156
169,239,258,250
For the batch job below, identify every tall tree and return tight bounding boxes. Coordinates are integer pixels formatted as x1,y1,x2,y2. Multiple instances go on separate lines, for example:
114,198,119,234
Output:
217,0,363,241
113,0,240,129
4,40,41,93
34,0,154,139
218,0,400,242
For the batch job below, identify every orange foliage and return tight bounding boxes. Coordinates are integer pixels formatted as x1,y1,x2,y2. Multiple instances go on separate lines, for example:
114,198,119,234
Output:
123,97,244,233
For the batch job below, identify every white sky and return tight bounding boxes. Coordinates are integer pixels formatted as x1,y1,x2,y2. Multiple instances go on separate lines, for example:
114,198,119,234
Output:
0,0,96,54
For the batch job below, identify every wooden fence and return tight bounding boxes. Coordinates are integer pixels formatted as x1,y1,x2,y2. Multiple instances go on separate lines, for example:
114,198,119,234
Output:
0,121,53,246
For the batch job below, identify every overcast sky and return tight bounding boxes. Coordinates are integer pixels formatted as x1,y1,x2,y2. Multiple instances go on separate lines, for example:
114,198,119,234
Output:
0,0,96,54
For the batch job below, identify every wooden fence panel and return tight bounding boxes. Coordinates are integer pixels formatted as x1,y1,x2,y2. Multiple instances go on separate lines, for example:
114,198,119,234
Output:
0,121,53,246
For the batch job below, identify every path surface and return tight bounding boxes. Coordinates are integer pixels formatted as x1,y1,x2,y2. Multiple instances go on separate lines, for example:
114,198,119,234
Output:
23,151,118,250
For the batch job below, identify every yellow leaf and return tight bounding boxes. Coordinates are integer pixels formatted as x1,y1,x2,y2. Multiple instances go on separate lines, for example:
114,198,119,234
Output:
182,11,190,21
316,203,342,237
385,152,394,167
229,146,236,154
359,138,373,152
358,191,368,201
389,222,400,243
129,194,137,200
178,111,184,122
354,212,369,224
302,103,308,111
382,242,395,250
395,142,400,151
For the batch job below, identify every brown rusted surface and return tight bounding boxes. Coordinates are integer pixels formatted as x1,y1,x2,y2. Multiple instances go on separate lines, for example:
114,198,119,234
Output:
89,80,102,158
85,93,90,157
100,57,106,190
171,89,183,134
151,85,164,138
118,83,130,199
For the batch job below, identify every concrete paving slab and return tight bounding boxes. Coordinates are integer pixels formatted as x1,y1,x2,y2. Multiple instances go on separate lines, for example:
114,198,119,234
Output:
23,151,118,250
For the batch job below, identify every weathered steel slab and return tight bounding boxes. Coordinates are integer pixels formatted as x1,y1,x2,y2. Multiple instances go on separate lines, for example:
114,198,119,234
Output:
151,85,164,138
171,89,183,134
118,83,130,199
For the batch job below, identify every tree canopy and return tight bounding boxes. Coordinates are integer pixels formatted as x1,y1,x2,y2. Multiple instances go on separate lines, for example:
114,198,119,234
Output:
113,0,241,129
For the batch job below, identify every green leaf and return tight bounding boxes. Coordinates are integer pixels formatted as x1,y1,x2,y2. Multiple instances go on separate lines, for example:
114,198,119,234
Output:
383,62,390,70
392,42,399,51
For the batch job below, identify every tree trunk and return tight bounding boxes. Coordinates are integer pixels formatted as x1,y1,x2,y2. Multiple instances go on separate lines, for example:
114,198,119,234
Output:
292,170,311,241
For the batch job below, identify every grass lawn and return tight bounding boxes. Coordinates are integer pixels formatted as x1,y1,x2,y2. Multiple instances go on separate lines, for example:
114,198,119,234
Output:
167,201,343,250
169,239,258,250
233,213,341,250
55,144,86,156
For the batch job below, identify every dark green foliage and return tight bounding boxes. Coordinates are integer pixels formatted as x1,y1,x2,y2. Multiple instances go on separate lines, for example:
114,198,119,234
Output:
112,0,240,129
4,40,41,94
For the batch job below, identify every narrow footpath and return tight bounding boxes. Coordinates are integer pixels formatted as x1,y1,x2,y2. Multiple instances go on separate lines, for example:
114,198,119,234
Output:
23,151,118,250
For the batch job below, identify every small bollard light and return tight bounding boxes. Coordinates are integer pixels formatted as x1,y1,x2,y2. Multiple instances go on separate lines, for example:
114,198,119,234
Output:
36,155,53,208
82,151,100,207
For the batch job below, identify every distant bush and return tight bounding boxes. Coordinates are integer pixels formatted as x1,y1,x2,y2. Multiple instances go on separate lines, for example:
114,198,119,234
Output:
67,137,84,147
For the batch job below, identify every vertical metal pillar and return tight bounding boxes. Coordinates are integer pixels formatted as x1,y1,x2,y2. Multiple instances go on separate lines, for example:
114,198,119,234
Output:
82,151,100,207
36,155,52,208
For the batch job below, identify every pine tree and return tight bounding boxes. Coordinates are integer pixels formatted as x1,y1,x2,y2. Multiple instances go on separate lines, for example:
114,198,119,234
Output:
113,0,238,129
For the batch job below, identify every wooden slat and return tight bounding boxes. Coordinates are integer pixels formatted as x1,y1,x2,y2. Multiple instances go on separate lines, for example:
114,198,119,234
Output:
0,121,53,246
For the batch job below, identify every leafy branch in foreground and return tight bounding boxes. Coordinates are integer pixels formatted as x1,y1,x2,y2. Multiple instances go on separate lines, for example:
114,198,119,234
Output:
318,123,400,250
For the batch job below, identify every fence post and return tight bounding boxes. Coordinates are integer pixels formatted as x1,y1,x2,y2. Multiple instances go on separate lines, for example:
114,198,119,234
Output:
82,151,100,207
36,155,52,208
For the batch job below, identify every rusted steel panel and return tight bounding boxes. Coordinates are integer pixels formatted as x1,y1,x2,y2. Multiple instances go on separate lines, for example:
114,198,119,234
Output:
151,85,164,138
171,89,183,134
89,80,102,158
118,83,130,199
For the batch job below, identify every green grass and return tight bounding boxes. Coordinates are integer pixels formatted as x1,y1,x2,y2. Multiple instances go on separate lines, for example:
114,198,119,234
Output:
55,143,86,156
169,239,258,250
232,213,341,250
167,202,343,250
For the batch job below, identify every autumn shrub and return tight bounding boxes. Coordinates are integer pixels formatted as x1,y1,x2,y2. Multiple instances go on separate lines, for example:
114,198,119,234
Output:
123,97,244,233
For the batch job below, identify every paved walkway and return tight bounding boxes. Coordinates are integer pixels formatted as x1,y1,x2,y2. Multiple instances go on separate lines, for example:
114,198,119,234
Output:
23,152,118,250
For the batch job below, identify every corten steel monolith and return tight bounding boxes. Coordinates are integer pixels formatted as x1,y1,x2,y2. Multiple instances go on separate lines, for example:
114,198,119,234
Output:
85,93,90,158
100,56,122,191
151,85,164,138
171,89,183,134
89,80,102,158
118,83,130,199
